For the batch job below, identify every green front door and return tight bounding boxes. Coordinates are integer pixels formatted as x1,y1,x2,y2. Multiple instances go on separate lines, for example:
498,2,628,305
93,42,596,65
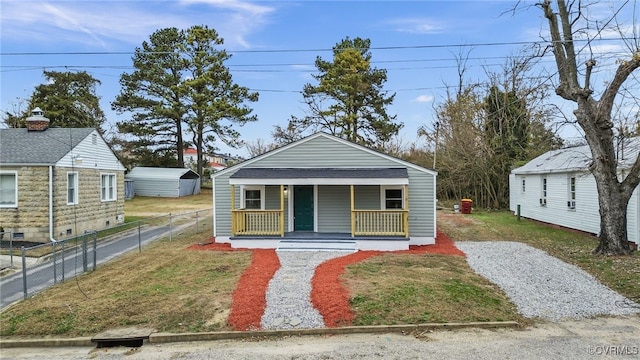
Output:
294,185,314,231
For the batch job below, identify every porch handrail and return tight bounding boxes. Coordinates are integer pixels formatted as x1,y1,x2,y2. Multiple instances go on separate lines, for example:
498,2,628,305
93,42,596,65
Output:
232,209,283,236
352,209,408,237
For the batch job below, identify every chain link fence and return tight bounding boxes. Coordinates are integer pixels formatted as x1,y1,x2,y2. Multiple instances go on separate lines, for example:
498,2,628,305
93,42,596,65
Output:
0,209,212,307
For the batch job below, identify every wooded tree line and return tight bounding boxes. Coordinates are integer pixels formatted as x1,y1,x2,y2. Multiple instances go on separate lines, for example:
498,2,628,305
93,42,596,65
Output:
2,0,638,254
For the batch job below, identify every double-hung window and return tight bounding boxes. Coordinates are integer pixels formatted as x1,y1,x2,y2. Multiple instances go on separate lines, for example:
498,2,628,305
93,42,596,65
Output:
568,176,576,209
521,178,526,193
101,174,116,201
67,172,78,205
540,177,547,206
0,172,17,208
242,186,264,209
381,186,404,209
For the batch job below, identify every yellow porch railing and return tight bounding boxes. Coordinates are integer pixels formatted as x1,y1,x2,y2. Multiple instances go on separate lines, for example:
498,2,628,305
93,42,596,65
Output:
352,210,408,237
231,210,284,236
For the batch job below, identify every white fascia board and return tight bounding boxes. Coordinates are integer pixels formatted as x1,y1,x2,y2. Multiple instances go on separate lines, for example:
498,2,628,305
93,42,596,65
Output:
229,178,409,185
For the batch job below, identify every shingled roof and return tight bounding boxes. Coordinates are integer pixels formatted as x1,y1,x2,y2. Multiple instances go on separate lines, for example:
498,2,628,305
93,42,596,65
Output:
0,128,95,165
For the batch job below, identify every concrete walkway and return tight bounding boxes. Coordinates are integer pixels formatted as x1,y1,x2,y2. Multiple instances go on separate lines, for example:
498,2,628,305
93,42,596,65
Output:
261,251,349,330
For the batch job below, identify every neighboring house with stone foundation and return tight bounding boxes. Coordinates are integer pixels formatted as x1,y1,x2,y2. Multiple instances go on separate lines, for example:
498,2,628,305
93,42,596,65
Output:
0,108,125,243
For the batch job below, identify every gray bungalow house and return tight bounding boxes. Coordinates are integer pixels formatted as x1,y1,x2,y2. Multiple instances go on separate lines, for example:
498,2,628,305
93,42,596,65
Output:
211,132,437,251
0,108,126,243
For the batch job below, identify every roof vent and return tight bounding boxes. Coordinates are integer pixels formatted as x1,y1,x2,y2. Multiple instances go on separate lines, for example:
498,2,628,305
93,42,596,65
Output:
26,107,50,131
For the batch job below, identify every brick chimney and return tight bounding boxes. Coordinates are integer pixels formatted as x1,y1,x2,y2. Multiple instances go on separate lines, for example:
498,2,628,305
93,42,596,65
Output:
26,107,50,131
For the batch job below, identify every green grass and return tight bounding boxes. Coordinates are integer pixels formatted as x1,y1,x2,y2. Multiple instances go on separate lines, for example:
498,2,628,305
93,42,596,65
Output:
0,230,251,337
344,253,523,326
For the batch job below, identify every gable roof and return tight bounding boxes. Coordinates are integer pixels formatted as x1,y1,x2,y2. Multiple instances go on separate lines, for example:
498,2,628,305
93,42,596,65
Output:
213,132,437,178
512,138,640,175
0,128,95,165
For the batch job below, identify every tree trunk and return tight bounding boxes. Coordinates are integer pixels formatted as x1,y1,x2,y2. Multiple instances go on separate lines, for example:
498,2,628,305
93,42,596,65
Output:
591,153,633,255
176,118,185,168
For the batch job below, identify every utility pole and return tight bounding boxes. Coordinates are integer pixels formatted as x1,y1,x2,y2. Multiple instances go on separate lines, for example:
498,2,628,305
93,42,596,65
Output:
432,121,440,169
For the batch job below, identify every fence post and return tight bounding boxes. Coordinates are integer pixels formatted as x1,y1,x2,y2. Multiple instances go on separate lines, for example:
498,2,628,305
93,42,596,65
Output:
21,246,27,299
62,240,65,282
196,210,199,233
82,231,88,273
138,221,142,253
93,231,97,271
53,242,57,284
169,213,173,242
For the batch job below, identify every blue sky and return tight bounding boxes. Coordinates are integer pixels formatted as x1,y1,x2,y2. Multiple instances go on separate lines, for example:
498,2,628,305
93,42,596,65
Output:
1,0,636,157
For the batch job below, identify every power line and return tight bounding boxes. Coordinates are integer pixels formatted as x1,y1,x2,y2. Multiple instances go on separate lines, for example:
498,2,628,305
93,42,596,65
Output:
0,36,629,56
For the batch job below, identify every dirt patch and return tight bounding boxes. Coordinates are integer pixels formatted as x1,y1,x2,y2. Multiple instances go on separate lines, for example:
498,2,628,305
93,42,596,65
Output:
438,211,480,227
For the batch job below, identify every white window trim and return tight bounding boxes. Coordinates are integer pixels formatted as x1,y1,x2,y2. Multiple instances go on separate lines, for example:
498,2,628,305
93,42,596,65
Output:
0,171,18,208
101,173,117,202
67,171,79,205
241,185,265,210
380,185,404,210
568,175,576,210
540,177,547,206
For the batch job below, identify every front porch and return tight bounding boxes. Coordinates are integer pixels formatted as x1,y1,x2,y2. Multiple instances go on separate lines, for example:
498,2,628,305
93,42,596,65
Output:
230,182,410,238
230,231,410,251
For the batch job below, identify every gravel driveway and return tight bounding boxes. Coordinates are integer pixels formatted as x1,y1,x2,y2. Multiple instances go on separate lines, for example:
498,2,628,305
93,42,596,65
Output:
456,241,640,321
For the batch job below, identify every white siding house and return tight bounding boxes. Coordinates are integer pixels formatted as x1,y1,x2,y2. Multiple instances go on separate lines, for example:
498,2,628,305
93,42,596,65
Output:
509,140,639,246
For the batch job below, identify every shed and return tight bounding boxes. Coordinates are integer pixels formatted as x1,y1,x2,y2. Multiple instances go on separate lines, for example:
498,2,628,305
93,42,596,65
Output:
126,167,201,198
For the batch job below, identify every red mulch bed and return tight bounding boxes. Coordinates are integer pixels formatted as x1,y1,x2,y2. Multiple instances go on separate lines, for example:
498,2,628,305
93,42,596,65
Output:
189,231,464,330
227,249,280,330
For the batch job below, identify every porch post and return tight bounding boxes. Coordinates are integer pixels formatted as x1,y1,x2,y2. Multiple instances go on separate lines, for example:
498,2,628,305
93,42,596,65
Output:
404,184,409,238
231,184,235,235
350,185,355,237
280,184,285,237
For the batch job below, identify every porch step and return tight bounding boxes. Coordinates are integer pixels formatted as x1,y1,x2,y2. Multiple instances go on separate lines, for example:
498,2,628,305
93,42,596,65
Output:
276,240,357,252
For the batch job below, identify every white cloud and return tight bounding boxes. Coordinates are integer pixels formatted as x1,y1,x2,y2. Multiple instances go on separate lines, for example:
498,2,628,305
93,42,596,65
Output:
0,0,275,49
387,18,443,34
414,95,434,103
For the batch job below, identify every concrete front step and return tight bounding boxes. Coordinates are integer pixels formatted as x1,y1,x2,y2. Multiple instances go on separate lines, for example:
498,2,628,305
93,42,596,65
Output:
276,240,357,252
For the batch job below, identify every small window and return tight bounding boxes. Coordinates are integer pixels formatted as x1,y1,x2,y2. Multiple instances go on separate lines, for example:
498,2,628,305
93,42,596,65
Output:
540,177,547,206
242,186,264,210
101,174,117,201
67,172,78,205
521,178,526,193
381,186,404,209
0,172,18,207
92,133,97,145
568,176,576,209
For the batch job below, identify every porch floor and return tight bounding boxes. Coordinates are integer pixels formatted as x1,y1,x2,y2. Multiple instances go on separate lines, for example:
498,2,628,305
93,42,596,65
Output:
230,231,408,241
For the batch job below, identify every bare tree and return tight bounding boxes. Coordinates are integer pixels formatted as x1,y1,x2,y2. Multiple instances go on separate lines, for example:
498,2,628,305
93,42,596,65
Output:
539,0,640,255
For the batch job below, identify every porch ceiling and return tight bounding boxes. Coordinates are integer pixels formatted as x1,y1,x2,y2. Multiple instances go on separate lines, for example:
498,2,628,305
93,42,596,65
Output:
229,167,409,185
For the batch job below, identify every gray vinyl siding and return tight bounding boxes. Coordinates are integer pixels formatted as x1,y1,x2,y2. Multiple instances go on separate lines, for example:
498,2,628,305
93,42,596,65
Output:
354,185,379,209
213,133,436,238
265,185,281,209
214,172,234,236
407,168,435,237
318,185,351,232
241,135,408,169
